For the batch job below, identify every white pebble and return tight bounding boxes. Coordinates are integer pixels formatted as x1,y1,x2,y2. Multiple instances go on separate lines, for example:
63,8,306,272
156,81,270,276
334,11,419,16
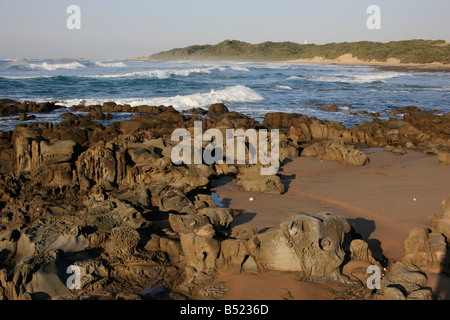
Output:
249,197,254,202
413,198,417,201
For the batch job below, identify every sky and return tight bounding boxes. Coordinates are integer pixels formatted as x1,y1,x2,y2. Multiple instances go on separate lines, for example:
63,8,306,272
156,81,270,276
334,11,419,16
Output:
0,0,449,59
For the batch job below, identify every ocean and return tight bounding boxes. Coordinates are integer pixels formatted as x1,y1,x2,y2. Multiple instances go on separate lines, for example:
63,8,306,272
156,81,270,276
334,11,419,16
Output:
0,59,449,132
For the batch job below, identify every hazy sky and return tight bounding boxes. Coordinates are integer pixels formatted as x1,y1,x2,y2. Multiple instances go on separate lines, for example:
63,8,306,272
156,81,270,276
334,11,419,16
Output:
0,0,449,59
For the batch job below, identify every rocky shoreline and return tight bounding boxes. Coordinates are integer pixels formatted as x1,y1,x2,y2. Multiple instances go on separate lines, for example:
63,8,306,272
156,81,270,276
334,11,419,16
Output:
0,98,449,300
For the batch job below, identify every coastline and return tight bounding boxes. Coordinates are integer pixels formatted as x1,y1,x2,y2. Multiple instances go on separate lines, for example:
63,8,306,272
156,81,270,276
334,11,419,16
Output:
0,99,449,300
138,54,450,72
283,54,450,72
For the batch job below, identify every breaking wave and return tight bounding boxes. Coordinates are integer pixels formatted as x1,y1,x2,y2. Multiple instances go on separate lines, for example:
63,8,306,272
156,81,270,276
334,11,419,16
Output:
273,85,294,90
60,85,264,109
10,61,86,71
307,72,406,84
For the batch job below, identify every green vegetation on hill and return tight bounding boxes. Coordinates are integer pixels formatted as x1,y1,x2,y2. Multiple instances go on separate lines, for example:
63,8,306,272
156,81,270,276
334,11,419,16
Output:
149,40,450,64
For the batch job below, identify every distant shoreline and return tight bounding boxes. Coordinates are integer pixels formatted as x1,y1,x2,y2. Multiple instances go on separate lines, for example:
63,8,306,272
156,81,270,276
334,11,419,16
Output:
146,39,450,72
135,54,450,72
282,54,450,72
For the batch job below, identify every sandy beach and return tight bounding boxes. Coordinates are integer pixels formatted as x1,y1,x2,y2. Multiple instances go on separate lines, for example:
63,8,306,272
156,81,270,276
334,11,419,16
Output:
213,150,449,260
284,54,450,72
211,149,450,300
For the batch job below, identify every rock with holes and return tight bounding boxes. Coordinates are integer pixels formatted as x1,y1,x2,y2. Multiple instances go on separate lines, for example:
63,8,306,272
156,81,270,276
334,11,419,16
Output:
246,212,353,284
180,233,221,274
217,239,251,273
198,208,234,229
153,186,196,215
168,213,214,237
110,226,140,258
231,225,257,240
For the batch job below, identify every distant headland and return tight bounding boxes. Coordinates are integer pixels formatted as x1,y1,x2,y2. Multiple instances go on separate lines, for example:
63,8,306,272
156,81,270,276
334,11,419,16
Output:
140,39,450,71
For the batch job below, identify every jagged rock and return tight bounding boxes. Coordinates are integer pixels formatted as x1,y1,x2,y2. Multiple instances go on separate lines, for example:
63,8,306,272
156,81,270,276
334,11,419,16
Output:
127,147,162,165
76,140,212,194
321,105,340,112
403,227,447,267
154,187,196,214
182,107,207,115
246,212,353,284
217,239,249,272
176,266,215,296
76,145,117,187
15,219,89,263
207,103,229,118
88,110,112,120
193,194,218,210
236,165,285,194
0,249,71,300
384,145,407,155
85,199,148,231
0,229,20,266
168,214,213,236
430,195,450,247
110,227,140,258
230,225,257,240
214,163,238,176
40,140,77,164
180,233,221,274
350,239,378,265
302,139,369,166
117,189,151,209
375,260,433,300
15,137,77,175
263,112,302,129
198,208,233,228
279,145,298,163
144,234,183,264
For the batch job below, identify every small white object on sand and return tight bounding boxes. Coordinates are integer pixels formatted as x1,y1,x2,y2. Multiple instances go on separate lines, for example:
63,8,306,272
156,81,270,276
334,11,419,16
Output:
249,197,255,201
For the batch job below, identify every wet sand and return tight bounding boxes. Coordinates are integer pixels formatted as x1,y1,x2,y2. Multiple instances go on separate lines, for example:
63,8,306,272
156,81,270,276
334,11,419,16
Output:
211,150,450,299
213,270,337,300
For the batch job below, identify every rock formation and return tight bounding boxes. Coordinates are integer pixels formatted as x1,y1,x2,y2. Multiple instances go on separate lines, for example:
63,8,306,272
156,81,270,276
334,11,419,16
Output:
0,101,448,300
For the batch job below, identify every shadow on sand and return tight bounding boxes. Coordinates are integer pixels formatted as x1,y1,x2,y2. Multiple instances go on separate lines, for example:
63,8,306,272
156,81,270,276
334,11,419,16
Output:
347,217,386,264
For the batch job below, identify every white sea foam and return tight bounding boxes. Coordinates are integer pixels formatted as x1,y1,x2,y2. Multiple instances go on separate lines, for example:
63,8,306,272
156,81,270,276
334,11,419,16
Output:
229,66,250,72
308,72,406,84
83,65,251,79
0,75,52,79
85,67,217,79
25,62,86,71
59,85,264,109
94,61,127,68
273,85,294,90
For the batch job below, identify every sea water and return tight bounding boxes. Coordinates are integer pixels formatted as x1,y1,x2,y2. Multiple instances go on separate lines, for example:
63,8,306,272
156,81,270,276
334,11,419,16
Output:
0,59,449,132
